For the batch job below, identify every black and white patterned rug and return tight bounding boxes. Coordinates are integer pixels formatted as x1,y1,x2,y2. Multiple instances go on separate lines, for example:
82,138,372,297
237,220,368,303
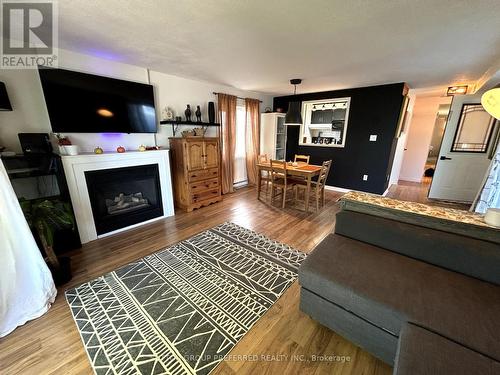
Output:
66,222,306,375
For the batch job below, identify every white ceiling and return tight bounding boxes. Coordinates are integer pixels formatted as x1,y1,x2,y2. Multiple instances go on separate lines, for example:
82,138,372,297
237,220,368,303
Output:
58,0,500,95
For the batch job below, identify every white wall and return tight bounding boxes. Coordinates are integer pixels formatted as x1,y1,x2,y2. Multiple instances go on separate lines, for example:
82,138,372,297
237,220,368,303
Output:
388,93,415,187
150,71,272,148
0,49,272,153
399,95,452,182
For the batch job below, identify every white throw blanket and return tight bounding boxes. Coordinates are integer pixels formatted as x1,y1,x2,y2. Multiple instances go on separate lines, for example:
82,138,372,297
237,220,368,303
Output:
0,159,57,337
474,147,500,214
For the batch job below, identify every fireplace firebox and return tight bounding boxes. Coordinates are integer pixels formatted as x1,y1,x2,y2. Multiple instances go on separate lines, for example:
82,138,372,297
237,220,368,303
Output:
85,164,163,235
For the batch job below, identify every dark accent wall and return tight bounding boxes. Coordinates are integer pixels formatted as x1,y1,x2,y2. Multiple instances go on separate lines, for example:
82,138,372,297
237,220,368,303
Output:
274,83,406,194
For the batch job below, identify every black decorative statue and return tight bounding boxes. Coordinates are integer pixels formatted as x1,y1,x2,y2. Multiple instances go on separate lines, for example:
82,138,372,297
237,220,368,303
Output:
184,105,192,122
195,105,202,122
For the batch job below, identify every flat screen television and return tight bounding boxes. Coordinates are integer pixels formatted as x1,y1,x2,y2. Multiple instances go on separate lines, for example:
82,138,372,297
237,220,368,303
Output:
38,67,157,133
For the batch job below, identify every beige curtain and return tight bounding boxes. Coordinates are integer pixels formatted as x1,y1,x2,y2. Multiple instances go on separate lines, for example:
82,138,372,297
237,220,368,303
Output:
217,93,237,194
245,98,260,185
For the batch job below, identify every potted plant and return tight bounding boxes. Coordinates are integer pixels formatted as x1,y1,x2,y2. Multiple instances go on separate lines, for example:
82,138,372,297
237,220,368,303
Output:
20,199,75,285
55,134,79,155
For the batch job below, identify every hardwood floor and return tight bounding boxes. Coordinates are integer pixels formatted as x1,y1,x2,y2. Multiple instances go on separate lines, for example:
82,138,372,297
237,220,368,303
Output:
387,179,470,211
1,183,446,375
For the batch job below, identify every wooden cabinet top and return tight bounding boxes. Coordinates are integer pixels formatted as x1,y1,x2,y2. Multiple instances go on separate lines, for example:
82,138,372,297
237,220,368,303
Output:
169,137,219,142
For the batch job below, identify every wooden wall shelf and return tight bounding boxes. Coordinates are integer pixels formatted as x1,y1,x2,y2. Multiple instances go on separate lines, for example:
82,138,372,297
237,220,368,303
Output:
159,120,220,136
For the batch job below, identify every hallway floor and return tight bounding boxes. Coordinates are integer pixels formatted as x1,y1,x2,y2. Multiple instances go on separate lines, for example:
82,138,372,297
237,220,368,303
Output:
387,180,470,211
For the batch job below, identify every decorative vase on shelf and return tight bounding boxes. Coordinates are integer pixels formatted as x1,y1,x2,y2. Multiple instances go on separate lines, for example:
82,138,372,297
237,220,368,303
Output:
208,101,215,124
185,105,192,122
195,105,202,122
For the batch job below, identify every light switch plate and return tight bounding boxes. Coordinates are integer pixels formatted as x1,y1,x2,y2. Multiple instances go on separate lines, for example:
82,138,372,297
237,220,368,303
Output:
369,135,377,141
363,174,368,181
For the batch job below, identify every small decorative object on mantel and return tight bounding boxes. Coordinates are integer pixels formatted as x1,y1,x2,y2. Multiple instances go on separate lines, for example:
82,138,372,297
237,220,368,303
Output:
94,147,104,154
195,105,202,122
55,133,79,155
145,146,161,151
116,146,126,153
175,116,182,122
54,133,71,155
138,145,146,152
208,101,215,124
55,133,71,146
64,145,79,155
185,105,192,122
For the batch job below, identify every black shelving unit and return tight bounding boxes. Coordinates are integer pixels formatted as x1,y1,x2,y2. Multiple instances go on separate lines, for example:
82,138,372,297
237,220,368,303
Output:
159,120,220,136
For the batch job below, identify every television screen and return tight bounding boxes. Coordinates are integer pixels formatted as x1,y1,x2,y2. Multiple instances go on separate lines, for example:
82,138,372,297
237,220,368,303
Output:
38,67,157,133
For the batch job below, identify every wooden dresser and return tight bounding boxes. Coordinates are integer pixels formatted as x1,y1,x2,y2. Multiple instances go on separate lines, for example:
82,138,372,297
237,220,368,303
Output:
169,137,222,212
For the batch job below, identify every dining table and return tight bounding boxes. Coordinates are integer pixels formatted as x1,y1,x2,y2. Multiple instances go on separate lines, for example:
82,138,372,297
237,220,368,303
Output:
257,161,322,212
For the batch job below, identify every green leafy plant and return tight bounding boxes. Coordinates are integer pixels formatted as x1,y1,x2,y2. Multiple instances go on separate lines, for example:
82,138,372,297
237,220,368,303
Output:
19,198,75,270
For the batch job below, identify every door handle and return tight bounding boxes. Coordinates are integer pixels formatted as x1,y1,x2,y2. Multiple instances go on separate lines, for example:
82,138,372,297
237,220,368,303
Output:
439,156,452,160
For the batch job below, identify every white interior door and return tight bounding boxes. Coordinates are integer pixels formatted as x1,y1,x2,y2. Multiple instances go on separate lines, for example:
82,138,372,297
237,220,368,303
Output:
429,94,497,202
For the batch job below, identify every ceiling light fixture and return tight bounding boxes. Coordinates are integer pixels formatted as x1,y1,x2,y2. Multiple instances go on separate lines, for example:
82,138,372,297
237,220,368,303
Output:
481,86,500,120
446,85,468,96
284,79,303,125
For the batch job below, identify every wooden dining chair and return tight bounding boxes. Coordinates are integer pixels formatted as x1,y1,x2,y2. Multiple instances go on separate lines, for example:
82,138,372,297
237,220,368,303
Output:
294,154,310,164
270,159,296,208
258,154,271,197
295,160,332,211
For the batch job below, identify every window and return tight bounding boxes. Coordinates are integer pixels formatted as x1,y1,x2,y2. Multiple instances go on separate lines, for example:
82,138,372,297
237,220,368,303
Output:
451,104,496,153
299,98,351,147
233,99,247,184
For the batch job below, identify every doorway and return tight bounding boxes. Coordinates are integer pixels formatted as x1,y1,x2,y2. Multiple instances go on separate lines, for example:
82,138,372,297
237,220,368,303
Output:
429,94,498,202
423,104,450,182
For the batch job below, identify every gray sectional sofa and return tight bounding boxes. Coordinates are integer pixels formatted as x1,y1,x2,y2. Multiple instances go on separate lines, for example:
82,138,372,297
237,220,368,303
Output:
298,195,500,374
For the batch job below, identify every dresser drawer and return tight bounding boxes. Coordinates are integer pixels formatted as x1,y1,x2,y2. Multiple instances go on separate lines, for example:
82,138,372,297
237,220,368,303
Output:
190,178,220,193
188,168,218,182
191,188,220,203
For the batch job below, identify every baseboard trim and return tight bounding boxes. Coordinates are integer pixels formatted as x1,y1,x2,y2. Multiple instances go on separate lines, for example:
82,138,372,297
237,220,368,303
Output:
324,185,352,193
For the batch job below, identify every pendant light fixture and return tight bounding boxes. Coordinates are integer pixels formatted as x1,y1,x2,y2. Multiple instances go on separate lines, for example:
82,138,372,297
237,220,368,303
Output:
481,86,500,120
284,79,302,125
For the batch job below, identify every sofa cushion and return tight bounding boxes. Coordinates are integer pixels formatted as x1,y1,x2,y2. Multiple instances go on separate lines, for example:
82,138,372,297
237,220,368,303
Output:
298,234,500,361
300,287,398,364
394,323,500,375
334,210,500,285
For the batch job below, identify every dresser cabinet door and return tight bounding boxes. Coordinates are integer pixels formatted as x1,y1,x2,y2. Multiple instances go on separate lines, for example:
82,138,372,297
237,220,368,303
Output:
186,141,204,171
203,140,219,169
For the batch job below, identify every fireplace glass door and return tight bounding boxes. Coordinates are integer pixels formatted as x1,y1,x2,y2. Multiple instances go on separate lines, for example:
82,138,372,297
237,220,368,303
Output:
85,164,163,235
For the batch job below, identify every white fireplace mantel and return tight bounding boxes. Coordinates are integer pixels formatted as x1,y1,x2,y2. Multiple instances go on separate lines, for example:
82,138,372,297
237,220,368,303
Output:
61,150,175,243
